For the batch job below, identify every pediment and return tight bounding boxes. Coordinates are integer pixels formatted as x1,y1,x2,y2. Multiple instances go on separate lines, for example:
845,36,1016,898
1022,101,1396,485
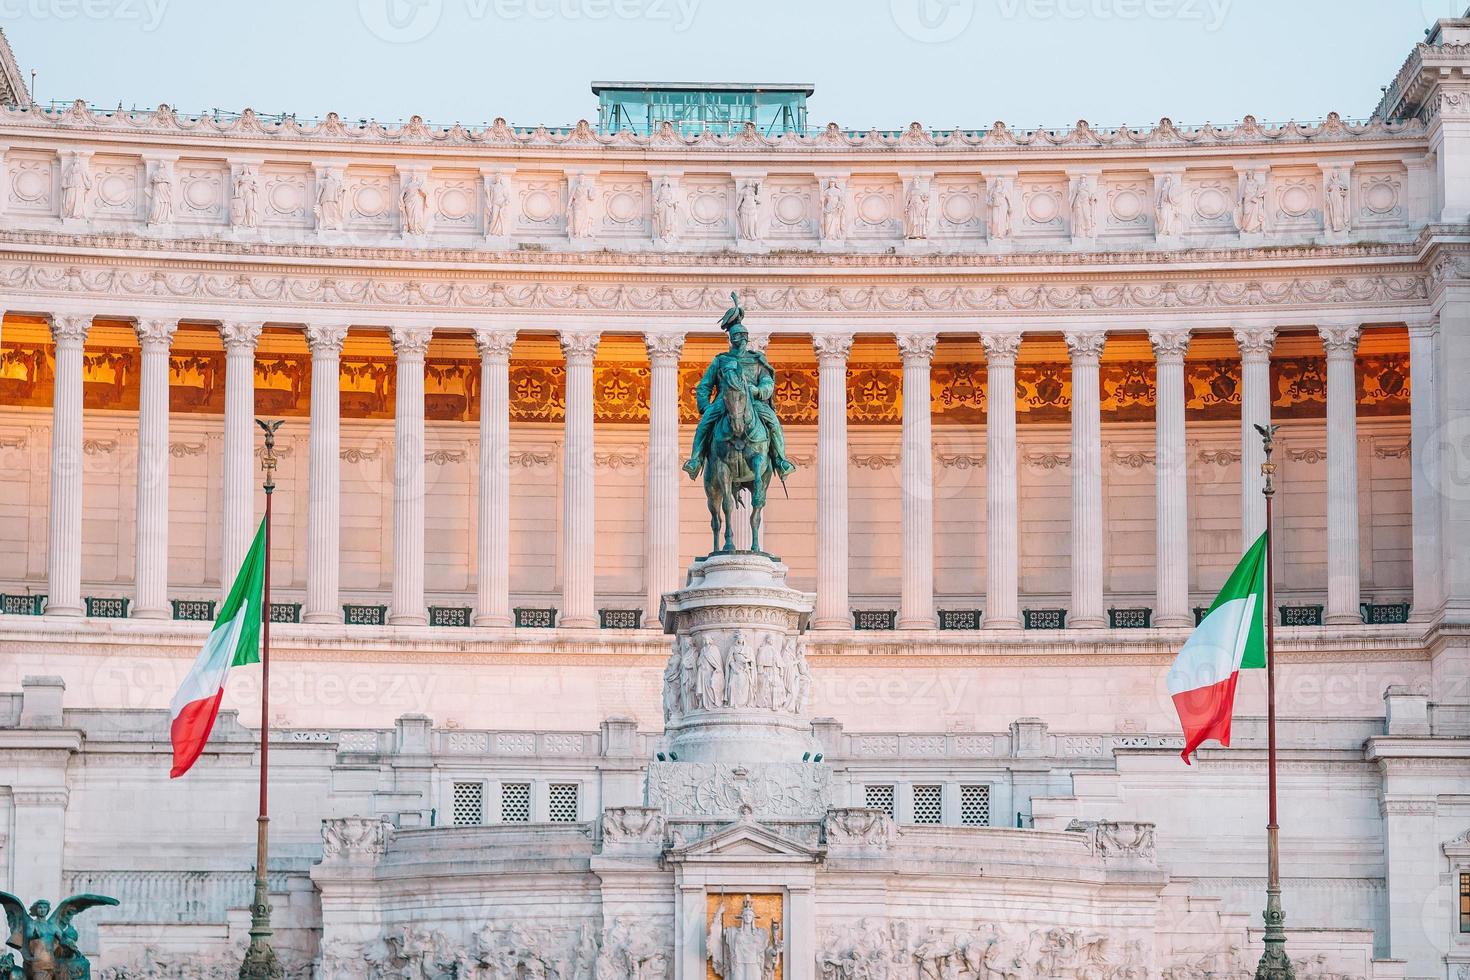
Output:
666,814,824,865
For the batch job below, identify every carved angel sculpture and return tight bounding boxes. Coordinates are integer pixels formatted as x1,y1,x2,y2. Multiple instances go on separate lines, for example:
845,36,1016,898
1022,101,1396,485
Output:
1,892,119,980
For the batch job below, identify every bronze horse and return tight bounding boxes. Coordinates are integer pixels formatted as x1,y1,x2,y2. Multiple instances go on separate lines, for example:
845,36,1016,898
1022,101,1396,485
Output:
704,356,774,555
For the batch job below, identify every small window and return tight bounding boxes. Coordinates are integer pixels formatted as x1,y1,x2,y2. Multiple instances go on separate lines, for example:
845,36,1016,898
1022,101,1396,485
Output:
451,782,483,826
548,783,579,823
500,782,531,823
1461,871,1470,933
961,785,991,827
864,784,895,818
912,785,943,825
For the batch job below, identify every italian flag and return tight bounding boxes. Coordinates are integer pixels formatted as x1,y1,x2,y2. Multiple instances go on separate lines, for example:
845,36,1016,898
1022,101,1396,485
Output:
170,518,266,778
1167,532,1267,764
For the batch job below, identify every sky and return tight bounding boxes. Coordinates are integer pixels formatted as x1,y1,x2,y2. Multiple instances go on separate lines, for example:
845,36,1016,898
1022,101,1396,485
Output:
0,0,1459,130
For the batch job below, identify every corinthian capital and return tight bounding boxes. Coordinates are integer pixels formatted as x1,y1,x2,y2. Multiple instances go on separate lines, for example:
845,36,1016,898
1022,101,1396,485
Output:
389,325,434,358
980,331,1023,365
643,330,686,362
1148,328,1191,360
49,314,92,346
811,332,855,362
473,328,518,360
1231,326,1276,359
134,318,178,349
1317,322,1361,356
1064,330,1107,360
558,328,601,363
896,332,938,364
305,322,349,355
219,320,264,353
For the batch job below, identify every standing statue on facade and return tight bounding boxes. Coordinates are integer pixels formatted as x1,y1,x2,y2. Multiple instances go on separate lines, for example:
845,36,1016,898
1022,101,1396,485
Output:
684,293,795,554
707,896,781,980
0,892,118,980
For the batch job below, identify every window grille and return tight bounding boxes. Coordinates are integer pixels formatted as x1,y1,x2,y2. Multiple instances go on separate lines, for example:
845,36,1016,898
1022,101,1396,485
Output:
864,784,895,818
451,782,483,826
960,785,991,827
1461,871,1470,933
912,784,943,824
548,783,579,823
500,782,532,823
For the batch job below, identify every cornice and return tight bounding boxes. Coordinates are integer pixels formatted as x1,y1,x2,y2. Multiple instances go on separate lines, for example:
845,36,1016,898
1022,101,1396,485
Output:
2,102,1426,157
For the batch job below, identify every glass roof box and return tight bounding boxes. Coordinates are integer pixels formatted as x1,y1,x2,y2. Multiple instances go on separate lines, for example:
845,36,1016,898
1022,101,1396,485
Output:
592,82,814,137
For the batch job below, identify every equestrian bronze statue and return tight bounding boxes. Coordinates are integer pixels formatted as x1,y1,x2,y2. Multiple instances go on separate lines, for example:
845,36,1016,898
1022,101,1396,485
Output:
683,293,795,555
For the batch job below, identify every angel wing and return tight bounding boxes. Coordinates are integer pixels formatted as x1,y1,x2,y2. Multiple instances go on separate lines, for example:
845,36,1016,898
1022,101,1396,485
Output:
0,892,26,950
49,894,118,937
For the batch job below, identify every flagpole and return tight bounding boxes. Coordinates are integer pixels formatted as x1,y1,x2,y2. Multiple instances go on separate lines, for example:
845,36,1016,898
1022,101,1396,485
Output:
241,418,284,980
1254,423,1293,980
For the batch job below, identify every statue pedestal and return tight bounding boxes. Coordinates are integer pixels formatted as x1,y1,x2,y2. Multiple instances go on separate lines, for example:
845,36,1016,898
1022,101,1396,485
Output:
653,553,827,817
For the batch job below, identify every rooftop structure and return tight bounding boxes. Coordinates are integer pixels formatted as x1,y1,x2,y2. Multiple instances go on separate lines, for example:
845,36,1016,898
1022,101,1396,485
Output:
592,80,813,136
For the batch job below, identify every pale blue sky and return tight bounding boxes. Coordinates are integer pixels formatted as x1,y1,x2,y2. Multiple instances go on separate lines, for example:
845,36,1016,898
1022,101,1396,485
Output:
1,0,1458,129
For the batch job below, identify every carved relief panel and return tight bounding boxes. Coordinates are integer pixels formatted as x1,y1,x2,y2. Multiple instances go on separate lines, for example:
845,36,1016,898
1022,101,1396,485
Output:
763,176,817,241
683,177,733,241
89,155,143,220
1015,174,1068,239
430,170,481,236
1269,167,1321,233
847,176,902,241
8,153,56,216
345,169,396,230
175,161,228,224
1355,164,1407,229
516,173,568,236
932,176,984,241
1186,171,1238,233
1101,173,1153,238
600,177,651,238
260,164,311,227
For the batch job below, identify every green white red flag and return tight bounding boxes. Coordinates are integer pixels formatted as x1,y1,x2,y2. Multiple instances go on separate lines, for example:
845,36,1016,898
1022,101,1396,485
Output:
1168,532,1267,764
169,518,265,778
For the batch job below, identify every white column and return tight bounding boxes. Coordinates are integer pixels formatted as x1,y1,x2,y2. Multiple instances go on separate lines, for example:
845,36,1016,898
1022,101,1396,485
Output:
560,328,601,628
897,332,938,629
219,320,263,591
1065,330,1106,628
812,332,854,629
644,330,685,622
303,322,348,624
389,325,433,626
981,331,1022,629
1407,319,1442,622
1149,328,1192,627
132,318,177,619
45,314,90,617
473,328,517,627
1233,326,1276,549
1320,321,1363,625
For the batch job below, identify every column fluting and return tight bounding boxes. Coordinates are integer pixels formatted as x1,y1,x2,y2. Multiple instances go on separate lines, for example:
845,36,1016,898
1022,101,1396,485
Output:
897,332,938,629
303,322,348,624
474,329,517,627
1407,319,1442,622
1320,321,1363,625
1066,330,1106,628
644,330,685,623
812,332,854,629
1234,326,1276,550
1150,328,1192,627
560,328,601,628
133,318,178,619
45,314,91,617
219,320,263,592
389,325,433,626
982,331,1022,629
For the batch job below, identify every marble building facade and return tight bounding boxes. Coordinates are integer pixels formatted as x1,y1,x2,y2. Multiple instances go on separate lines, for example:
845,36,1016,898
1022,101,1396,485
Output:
0,12,1466,980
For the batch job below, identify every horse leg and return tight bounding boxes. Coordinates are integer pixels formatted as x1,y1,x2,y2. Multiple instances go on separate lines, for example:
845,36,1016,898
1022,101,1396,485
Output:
748,454,768,553
721,469,737,553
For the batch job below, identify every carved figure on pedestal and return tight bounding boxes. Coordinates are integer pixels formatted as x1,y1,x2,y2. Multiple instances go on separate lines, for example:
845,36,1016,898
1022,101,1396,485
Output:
821,178,845,241
571,924,598,980
401,175,429,236
662,647,683,721
146,163,173,226
1154,173,1182,237
1325,169,1351,234
724,631,755,708
567,177,596,240
315,169,345,231
60,153,91,220
903,180,930,240
653,178,680,244
230,166,260,229
986,178,1013,241
754,634,784,709
1069,175,1097,239
1235,171,1267,234
736,180,763,241
683,294,795,553
485,174,511,237
696,634,725,709
708,896,781,980
779,638,801,712
680,635,700,713
1,892,119,980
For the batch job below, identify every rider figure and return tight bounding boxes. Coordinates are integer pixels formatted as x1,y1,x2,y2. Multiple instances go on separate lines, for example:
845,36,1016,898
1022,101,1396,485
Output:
683,294,796,481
